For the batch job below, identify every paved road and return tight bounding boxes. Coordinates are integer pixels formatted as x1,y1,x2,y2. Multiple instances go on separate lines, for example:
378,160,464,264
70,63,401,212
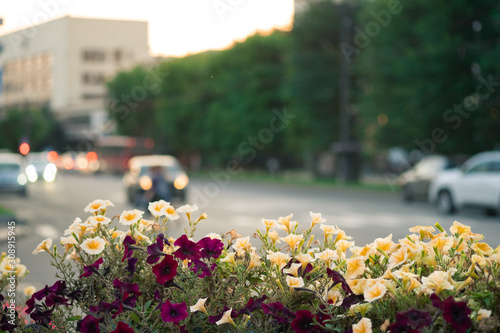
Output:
1,173,499,290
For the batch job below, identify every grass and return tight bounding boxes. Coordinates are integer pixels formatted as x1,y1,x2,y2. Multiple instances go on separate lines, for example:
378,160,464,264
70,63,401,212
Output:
0,205,14,216
187,170,396,192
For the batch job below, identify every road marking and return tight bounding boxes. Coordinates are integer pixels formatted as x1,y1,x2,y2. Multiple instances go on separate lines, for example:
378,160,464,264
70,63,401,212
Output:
35,224,59,239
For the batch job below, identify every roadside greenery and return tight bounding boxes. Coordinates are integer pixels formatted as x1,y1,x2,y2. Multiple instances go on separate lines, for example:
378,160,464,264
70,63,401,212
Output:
107,0,500,169
2,199,499,332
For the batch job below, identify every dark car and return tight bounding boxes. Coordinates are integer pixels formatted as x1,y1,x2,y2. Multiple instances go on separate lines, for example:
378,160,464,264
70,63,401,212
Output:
0,153,28,196
123,155,188,206
398,155,456,202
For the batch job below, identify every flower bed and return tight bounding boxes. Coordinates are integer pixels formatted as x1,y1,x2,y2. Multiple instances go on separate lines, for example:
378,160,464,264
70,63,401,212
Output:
1,199,499,332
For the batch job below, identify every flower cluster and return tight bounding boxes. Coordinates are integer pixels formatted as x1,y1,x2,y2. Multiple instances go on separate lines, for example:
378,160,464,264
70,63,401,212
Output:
2,199,500,332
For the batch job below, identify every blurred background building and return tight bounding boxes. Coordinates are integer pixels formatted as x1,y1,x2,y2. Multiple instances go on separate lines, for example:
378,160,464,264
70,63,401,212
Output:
0,16,150,143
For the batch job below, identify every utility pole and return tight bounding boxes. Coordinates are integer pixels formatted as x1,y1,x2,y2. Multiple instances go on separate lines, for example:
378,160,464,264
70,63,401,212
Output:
334,1,360,183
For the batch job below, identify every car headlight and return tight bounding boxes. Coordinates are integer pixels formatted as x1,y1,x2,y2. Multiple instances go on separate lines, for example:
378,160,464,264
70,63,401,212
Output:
26,165,38,182
174,175,189,190
140,175,152,190
17,174,27,186
43,163,57,182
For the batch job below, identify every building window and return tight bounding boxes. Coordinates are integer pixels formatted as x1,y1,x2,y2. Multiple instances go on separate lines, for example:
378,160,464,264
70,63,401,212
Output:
82,50,106,62
82,93,106,100
82,72,105,85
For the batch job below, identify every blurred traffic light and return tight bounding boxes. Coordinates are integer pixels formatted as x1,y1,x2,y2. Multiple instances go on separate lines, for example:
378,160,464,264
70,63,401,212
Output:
19,142,30,155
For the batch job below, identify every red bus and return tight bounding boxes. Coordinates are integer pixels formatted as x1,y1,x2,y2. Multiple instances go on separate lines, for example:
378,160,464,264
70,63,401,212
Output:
96,136,155,173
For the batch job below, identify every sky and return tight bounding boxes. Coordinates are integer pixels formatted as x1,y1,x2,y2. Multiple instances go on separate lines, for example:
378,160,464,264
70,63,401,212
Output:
0,0,294,57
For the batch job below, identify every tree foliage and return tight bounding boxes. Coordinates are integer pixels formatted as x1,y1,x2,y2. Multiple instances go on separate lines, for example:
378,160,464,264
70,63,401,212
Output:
355,0,500,156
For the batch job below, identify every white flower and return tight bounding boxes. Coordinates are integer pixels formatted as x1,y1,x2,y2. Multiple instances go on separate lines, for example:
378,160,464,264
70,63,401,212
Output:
363,281,387,303
33,238,53,255
353,317,372,333
119,209,144,225
216,308,236,326
148,200,170,217
84,199,113,213
232,236,251,252
88,215,111,226
205,232,222,240
80,237,106,255
164,204,180,220
286,275,305,288
310,211,326,227
177,204,199,214
24,286,36,297
190,298,208,314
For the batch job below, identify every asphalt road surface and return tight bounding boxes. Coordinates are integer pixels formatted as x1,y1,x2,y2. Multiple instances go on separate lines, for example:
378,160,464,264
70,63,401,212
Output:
1,173,499,290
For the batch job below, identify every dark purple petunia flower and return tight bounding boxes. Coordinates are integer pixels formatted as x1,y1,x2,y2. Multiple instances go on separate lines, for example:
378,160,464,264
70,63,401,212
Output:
80,257,104,278
430,293,443,309
261,301,295,324
341,294,363,309
0,307,17,331
291,310,316,333
77,314,100,333
154,289,161,301
122,236,137,262
147,237,166,264
327,268,353,295
126,257,138,276
442,296,471,333
399,309,432,329
111,322,135,333
387,318,420,333
152,254,178,284
113,279,142,297
160,299,189,324
173,235,201,261
30,308,54,327
242,295,268,315
122,292,138,308
189,260,216,278
197,237,224,260
45,293,69,307
157,233,170,246
49,280,67,294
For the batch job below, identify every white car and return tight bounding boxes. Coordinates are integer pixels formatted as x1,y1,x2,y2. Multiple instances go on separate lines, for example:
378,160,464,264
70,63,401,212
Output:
429,151,500,215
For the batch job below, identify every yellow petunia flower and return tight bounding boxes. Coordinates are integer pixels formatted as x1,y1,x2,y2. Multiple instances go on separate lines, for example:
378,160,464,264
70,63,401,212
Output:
216,308,236,327
309,211,326,228
267,251,291,270
33,238,53,255
363,281,387,303
281,234,303,252
353,317,372,333
346,257,366,279
262,219,277,232
80,237,106,255
285,275,305,288
295,253,315,271
471,242,494,257
119,209,144,225
283,263,302,277
190,298,208,315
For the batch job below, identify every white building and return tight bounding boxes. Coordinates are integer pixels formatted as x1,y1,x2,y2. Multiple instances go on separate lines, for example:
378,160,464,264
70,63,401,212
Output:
0,16,150,142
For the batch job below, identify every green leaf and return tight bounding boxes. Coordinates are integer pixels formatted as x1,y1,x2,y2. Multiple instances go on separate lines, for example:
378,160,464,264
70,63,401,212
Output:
130,312,140,323
67,315,81,321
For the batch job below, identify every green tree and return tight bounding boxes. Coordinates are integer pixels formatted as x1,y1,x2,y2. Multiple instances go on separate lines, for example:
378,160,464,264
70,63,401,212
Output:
284,0,347,161
107,65,160,139
355,0,500,157
0,108,52,152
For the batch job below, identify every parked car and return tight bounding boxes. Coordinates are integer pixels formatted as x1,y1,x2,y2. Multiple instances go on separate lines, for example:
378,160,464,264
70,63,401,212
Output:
123,155,189,206
429,151,500,215
0,153,28,196
398,155,456,201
